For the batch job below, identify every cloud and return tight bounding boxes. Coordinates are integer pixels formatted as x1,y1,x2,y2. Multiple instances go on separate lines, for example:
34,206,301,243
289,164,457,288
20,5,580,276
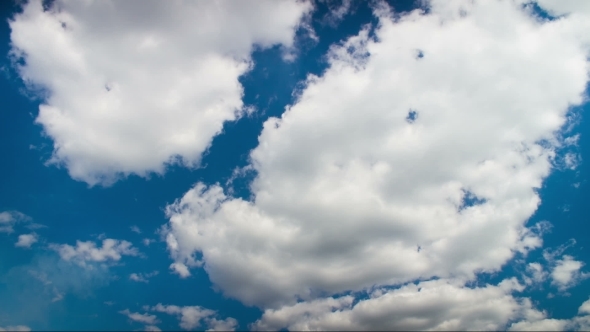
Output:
253,278,532,331
522,240,590,291
15,233,38,248
0,326,31,332
144,326,161,332
206,317,238,332
162,0,590,310
169,262,191,278
142,238,155,246
50,238,139,267
0,211,31,233
8,0,312,186
527,0,590,17
523,262,548,285
550,255,589,291
119,309,159,325
152,304,213,329
129,271,159,283
508,297,590,331
150,304,235,331
130,226,141,234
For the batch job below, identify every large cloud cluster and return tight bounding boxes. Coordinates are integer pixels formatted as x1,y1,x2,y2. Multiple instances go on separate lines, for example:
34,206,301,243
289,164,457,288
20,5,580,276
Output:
161,0,590,329
9,0,312,185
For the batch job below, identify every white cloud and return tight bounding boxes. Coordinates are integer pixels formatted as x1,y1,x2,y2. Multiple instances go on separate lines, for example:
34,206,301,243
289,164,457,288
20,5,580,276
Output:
206,317,238,332
50,238,139,267
9,0,312,186
119,309,159,325
253,278,543,331
169,262,191,278
527,0,590,17
15,233,38,248
129,271,159,283
509,297,590,331
142,238,155,246
0,326,31,332
144,326,161,332
550,255,588,291
130,226,141,234
526,240,590,291
320,0,353,27
151,304,219,331
254,291,590,332
147,304,238,331
524,262,548,285
162,0,590,311
0,211,31,233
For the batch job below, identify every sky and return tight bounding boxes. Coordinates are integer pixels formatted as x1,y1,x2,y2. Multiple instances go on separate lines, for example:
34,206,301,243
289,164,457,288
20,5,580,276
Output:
1,0,590,331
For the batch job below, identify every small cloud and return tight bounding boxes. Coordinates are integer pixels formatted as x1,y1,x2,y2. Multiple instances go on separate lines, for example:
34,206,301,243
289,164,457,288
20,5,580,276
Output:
523,262,548,286
130,225,141,234
119,309,159,325
144,326,161,331
0,210,31,233
104,301,115,306
169,263,190,278
50,238,140,267
130,271,159,283
151,304,214,330
143,238,156,246
15,233,38,248
551,255,589,291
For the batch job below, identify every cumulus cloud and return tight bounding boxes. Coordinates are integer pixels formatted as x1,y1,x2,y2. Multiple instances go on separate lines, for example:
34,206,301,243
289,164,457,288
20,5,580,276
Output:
523,239,590,291
509,297,590,331
162,0,590,313
9,0,312,186
130,226,141,234
169,262,191,278
15,233,38,248
254,278,533,331
119,309,159,325
50,238,139,267
550,255,589,291
0,210,31,233
129,271,159,283
206,317,238,332
150,304,236,331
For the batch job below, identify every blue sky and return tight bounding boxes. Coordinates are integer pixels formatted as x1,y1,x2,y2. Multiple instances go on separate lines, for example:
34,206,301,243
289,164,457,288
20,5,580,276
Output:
1,0,590,331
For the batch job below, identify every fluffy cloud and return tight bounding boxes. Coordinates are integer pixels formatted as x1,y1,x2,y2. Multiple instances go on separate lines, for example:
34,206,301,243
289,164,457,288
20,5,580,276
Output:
509,297,590,331
9,0,312,186
162,0,590,312
254,291,590,331
550,255,588,291
119,309,159,325
150,304,237,331
254,278,534,331
206,317,238,332
522,239,590,291
129,271,159,283
0,210,30,233
50,238,139,267
15,233,38,248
